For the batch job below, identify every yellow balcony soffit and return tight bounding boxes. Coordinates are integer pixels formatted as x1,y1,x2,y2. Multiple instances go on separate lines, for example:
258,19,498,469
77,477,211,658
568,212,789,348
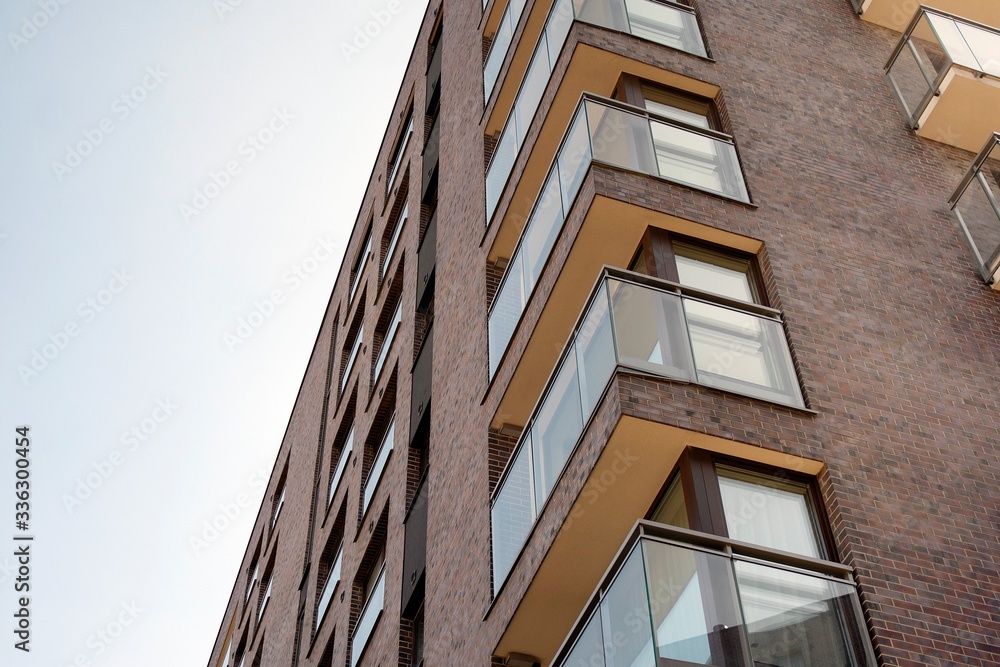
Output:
860,0,1000,33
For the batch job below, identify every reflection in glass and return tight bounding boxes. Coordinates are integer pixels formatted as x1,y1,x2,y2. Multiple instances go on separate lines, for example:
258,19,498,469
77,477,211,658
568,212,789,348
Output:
532,353,583,508
600,546,655,667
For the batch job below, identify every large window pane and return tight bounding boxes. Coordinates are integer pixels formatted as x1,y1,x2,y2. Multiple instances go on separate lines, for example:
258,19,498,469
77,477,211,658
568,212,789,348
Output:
643,540,745,666
575,0,629,32
531,352,583,508
491,439,535,593
717,467,822,559
675,254,755,303
735,561,868,667
600,545,655,667
608,280,693,380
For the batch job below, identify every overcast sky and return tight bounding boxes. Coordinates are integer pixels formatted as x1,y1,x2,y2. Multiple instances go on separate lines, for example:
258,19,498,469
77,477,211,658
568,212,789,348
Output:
0,0,428,663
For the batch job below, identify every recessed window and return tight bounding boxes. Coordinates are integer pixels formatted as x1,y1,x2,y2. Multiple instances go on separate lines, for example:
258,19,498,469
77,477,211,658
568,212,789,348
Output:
316,542,343,629
350,222,372,305
270,472,286,529
341,310,365,395
651,449,830,560
351,551,386,667
363,416,395,515
387,108,414,196
374,299,402,385
329,425,353,508
382,203,407,280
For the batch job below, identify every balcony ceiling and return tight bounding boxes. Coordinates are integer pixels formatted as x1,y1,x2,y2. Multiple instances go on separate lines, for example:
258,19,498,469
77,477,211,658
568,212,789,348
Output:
917,69,1000,153
493,412,825,665
860,0,1000,33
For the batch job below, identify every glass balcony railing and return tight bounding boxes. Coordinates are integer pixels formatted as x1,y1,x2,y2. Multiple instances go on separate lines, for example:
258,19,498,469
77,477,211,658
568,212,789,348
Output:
485,0,708,220
885,7,1000,132
488,95,750,376
949,133,1000,287
553,522,878,667
484,0,529,101
490,268,803,593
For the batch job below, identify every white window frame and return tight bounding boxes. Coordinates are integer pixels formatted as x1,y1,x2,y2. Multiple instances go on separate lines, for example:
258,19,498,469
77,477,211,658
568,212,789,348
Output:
350,565,386,667
373,302,402,385
350,229,372,305
387,113,413,195
342,325,364,393
258,574,272,622
382,204,407,280
316,545,343,628
363,418,395,515
328,427,354,507
271,485,286,529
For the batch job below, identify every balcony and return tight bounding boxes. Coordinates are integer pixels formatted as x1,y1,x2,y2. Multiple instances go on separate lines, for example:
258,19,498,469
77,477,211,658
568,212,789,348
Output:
491,268,803,594
485,0,709,222
551,522,877,667
852,0,1000,34
885,7,1000,152
949,132,1000,287
489,95,750,376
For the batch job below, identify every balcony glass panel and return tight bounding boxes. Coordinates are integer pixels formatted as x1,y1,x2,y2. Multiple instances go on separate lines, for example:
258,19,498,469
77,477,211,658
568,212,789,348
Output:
491,437,536,595
487,97,748,378
490,271,803,591
950,134,1000,285
735,561,867,667
554,528,877,667
484,9,516,99
600,545,656,667
363,420,394,514
531,352,584,508
644,539,745,665
562,608,605,667
484,0,707,221
316,546,343,626
329,427,353,506
684,298,803,407
351,567,385,667
886,8,1000,132
607,279,694,379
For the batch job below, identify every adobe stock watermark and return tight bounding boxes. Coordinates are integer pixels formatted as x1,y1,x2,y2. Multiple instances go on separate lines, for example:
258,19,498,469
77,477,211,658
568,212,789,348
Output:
340,0,405,62
52,66,168,182
60,601,143,667
178,108,294,222
213,0,248,21
61,398,179,513
17,269,133,386
7,0,73,53
224,236,340,351
188,468,268,556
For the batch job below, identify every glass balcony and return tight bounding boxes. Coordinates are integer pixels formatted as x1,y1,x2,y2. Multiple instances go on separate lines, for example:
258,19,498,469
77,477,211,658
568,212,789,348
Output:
488,95,750,376
484,0,529,101
491,268,803,594
949,132,1000,288
853,0,1000,34
485,0,708,220
553,522,878,667
885,7,1000,152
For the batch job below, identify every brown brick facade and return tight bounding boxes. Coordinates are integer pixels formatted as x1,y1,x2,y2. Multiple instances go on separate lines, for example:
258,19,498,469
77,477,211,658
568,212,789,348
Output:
207,1,1000,666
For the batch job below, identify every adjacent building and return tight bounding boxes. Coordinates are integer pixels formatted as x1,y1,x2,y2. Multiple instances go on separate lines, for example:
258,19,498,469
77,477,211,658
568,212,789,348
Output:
208,0,1000,665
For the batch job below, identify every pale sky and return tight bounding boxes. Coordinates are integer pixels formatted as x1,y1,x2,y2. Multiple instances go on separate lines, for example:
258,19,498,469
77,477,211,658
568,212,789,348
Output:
0,0,429,664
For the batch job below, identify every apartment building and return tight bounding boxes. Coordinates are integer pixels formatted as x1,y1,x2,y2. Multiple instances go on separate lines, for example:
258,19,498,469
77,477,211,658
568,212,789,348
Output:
207,0,1000,665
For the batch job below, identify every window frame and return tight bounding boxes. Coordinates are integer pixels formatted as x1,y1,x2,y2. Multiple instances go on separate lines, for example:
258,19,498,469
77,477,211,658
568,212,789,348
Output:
328,425,354,508
651,448,837,562
615,74,723,132
386,107,414,197
382,203,407,281
350,222,372,306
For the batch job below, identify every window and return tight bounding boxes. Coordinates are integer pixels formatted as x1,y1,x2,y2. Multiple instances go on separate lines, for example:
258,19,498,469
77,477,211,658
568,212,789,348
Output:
316,543,343,628
257,571,273,622
411,604,424,667
342,322,364,394
270,483,285,529
245,554,260,603
387,108,413,196
373,300,402,385
350,223,372,305
382,203,407,280
615,77,748,200
351,551,386,667
363,417,395,515
329,426,353,507
650,449,830,559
